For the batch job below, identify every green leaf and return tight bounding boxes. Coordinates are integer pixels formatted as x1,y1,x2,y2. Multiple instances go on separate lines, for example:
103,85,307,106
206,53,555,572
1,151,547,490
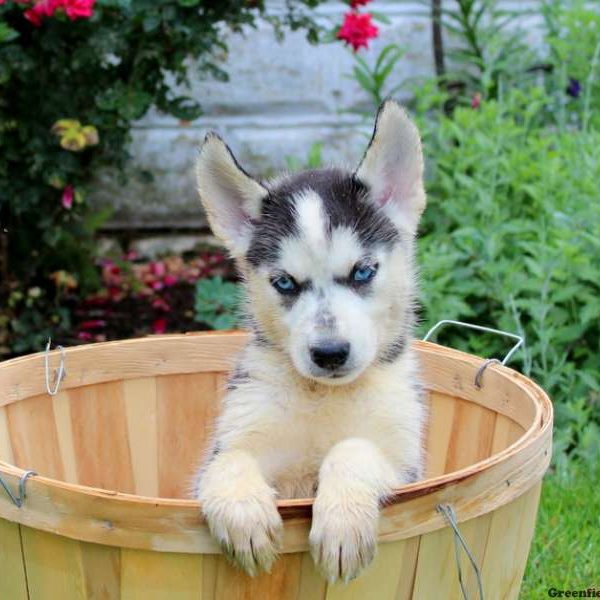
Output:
0,22,19,44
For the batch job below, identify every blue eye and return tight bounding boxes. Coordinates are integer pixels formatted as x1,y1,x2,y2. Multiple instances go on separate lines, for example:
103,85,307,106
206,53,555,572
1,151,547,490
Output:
272,275,298,294
352,264,377,283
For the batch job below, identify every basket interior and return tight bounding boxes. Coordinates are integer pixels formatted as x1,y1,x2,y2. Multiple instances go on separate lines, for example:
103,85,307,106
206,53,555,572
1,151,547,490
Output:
0,366,526,499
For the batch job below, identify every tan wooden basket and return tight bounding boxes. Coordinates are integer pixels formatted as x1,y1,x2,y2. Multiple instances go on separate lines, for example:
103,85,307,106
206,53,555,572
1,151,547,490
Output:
0,332,552,600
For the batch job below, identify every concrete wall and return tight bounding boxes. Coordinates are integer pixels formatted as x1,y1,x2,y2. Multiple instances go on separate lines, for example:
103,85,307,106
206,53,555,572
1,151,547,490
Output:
96,0,433,231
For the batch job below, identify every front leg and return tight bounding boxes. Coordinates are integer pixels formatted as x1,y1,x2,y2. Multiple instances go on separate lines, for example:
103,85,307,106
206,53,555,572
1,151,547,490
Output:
309,438,399,583
196,449,283,576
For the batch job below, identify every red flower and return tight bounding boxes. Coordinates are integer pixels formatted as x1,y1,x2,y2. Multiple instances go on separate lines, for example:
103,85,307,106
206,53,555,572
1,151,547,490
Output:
163,274,178,287
152,297,171,312
23,0,94,26
337,11,379,52
24,0,60,26
152,318,167,334
79,319,106,330
77,331,93,341
62,0,95,20
350,0,372,7
150,261,166,277
471,92,482,109
61,185,74,209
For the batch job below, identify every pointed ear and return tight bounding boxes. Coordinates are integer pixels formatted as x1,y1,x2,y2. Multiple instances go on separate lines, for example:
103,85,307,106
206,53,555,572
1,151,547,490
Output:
355,100,426,234
196,133,267,257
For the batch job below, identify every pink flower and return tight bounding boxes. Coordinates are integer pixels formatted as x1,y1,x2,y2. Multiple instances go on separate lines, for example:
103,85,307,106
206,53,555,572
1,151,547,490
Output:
23,0,95,26
150,261,166,277
61,185,74,209
79,319,106,329
163,274,178,287
471,92,482,109
77,331,93,341
337,11,379,52
152,318,167,334
152,297,171,311
62,0,95,20
24,0,59,26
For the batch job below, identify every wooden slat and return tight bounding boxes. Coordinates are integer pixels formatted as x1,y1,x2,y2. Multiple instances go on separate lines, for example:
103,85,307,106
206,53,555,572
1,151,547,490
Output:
0,406,14,463
21,526,86,599
120,548,202,599
208,553,304,600
394,536,420,600
326,537,420,600
424,391,455,478
412,512,492,599
0,519,28,600
479,482,542,600
444,398,497,473
52,391,79,484
79,541,121,599
7,394,64,478
124,378,159,496
157,373,221,499
69,381,135,493
490,414,524,455
296,551,328,600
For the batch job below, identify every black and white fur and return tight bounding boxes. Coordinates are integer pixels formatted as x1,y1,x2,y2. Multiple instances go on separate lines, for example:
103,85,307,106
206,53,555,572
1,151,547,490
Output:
194,100,427,583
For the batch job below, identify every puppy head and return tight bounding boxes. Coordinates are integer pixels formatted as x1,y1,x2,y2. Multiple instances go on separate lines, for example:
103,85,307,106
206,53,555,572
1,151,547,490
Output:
196,100,425,384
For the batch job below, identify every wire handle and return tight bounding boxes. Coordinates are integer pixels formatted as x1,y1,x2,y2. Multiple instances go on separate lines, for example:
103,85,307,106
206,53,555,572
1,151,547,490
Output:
0,470,37,508
423,320,524,388
44,338,66,396
437,504,485,600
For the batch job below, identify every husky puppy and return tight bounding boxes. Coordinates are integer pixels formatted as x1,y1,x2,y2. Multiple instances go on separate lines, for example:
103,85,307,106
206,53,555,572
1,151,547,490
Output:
194,100,426,583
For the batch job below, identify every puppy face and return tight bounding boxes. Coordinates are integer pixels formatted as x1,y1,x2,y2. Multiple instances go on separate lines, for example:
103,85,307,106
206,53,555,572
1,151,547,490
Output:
196,101,426,385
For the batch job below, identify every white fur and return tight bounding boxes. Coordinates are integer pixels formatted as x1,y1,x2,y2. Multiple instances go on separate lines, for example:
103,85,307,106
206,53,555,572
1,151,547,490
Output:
355,102,426,234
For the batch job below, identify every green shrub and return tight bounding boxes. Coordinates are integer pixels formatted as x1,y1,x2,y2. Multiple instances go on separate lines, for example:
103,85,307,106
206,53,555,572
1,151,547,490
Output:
417,88,600,460
0,0,324,355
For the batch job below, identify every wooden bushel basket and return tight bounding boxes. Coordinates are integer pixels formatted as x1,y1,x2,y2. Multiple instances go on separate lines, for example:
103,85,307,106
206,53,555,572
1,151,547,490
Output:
0,332,552,599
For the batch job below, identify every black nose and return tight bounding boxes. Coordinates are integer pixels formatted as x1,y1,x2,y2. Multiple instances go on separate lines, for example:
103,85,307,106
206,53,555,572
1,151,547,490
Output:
310,341,350,371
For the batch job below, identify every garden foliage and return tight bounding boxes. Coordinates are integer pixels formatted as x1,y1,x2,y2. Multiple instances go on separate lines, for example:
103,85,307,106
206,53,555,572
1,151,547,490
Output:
342,0,600,465
0,0,324,355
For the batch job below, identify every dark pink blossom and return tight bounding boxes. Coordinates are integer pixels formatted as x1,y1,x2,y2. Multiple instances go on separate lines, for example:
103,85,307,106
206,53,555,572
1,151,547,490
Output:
163,274,178,287
152,318,167,334
79,319,106,329
61,185,74,209
337,11,379,52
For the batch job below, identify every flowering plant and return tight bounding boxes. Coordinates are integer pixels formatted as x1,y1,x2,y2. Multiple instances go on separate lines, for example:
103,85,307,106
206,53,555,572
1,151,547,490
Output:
0,0,324,356
336,0,378,52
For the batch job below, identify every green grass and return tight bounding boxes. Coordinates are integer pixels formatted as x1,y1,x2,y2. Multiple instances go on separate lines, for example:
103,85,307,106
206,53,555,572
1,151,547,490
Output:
521,460,600,597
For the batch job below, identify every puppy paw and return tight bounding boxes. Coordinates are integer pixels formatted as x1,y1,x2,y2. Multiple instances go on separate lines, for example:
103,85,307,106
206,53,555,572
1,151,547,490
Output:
309,495,378,583
202,487,283,576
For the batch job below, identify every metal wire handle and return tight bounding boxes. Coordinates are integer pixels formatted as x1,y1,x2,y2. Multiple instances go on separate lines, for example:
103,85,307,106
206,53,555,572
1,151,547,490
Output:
437,504,485,600
44,338,66,396
0,470,37,508
423,320,524,388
